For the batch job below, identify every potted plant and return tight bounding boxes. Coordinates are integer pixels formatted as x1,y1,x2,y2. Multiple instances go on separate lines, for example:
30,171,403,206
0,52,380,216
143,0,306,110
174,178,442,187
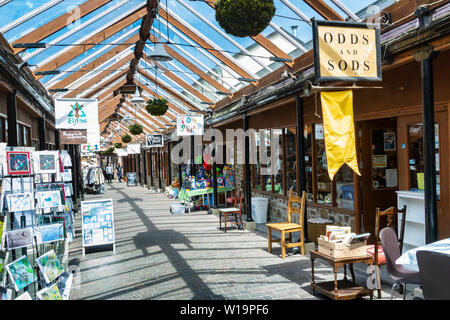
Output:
122,134,132,144
101,147,115,156
129,124,143,135
114,142,123,149
215,0,275,38
146,97,169,116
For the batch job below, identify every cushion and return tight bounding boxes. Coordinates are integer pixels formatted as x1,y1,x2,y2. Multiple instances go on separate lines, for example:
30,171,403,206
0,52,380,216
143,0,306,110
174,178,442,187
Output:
366,244,386,265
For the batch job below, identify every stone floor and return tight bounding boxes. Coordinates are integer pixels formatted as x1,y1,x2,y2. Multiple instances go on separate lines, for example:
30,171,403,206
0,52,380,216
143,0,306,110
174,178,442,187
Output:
68,181,412,300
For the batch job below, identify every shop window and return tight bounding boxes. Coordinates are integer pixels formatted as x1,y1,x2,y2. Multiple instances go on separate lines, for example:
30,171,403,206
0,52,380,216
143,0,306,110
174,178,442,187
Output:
0,118,5,142
371,128,398,189
304,126,313,201
285,128,297,194
408,123,440,200
335,165,355,210
315,124,332,205
273,129,283,195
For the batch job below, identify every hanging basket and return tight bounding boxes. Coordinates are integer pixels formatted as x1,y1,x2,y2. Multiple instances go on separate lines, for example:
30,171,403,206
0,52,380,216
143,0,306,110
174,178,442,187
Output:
146,98,169,116
122,134,132,144
114,142,123,149
101,147,115,156
215,0,275,38
129,124,143,135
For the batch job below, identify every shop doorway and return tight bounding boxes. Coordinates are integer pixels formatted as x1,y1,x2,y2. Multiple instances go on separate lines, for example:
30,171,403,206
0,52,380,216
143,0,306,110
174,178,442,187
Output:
358,119,399,238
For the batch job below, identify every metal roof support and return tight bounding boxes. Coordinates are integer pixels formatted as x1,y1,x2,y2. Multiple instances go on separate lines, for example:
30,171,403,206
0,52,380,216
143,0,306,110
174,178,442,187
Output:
153,18,238,88
33,1,146,70
0,0,63,34
158,4,257,81
329,0,361,21
44,27,140,88
176,0,272,73
279,0,313,26
23,0,133,61
269,22,308,53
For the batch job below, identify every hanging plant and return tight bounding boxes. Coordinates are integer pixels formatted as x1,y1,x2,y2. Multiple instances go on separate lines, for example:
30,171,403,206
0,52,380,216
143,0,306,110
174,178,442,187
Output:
114,142,123,149
146,98,169,116
215,0,275,38
101,147,115,156
122,134,132,144
129,123,143,135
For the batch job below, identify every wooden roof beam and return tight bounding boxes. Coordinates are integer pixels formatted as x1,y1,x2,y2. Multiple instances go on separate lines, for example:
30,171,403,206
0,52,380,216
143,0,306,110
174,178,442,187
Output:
158,7,255,83
303,0,345,21
12,0,112,54
205,1,294,68
34,5,148,78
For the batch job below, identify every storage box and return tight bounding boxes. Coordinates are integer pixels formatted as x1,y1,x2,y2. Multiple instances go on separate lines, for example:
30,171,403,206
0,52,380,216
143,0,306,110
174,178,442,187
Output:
307,218,333,246
170,204,186,215
318,238,368,258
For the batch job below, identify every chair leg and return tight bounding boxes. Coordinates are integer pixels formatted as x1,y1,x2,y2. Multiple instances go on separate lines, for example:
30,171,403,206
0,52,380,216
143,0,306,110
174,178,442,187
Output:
239,212,245,231
219,212,222,230
390,283,399,300
403,283,406,300
376,266,382,299
281,230,286,259
224,214,227,233
268,228,272,253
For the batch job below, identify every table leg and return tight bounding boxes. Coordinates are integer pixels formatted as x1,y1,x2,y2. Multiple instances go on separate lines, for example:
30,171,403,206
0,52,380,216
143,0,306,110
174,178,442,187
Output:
224,214,227,233
188,196,191,214
350,263,356,284
311,257,316,295
344,264,348,282
334,266,339,294
268,228,272,253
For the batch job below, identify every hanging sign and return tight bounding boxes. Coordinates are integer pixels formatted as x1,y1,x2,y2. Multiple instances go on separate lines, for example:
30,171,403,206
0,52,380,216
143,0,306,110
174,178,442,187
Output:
59,129,87,145
177,115,204,136
81,144,99,153
126,143,141,155
312,20,382,82
81,199,115,254
146,134,164,148
55,98,100,148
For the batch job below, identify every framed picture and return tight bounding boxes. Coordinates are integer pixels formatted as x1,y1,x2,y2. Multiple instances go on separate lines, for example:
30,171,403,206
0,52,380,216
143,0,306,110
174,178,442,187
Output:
36,283,62,300
37,190,62,209
6,193,35,212
81,199,115,248
14,292,32,300
384,132,396,151
35,250,63,284
5,227,34,250
33,151,59,174
6,151,31,176
5,255,37,292
35,223,65,244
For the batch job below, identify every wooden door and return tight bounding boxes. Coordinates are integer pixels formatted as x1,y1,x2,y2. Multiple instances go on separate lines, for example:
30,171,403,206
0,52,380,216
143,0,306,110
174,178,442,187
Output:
359,119,399,238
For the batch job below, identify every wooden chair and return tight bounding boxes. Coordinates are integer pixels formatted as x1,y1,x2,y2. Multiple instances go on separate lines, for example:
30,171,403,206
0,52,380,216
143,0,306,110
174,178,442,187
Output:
266,190,306,258
366,205,407,298
219,188,244,233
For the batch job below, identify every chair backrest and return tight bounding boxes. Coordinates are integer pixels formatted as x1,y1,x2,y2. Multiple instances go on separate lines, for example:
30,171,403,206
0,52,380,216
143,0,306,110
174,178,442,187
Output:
234,188,243,212
417,250,450,300
374,205,407,264
287,190,306,225
379,227,402,276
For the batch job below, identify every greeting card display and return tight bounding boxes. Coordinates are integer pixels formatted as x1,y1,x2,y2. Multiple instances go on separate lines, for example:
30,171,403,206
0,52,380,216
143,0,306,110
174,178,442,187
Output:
36,283,62,300
5,255,37,291
60,150,72,167
6,151,31,175
12,177,34,193
0,287,12,300
81,199,115,250
6,193,35,212
35,250,63,284
35,223,65,244
33,151,59,174
5,227,34,250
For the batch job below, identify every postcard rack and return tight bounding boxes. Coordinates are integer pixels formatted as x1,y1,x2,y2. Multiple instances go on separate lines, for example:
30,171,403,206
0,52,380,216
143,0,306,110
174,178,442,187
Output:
0,147,76,300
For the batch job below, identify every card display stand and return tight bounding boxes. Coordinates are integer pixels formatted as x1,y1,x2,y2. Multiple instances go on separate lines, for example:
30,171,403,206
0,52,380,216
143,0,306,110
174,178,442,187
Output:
0,147,76,300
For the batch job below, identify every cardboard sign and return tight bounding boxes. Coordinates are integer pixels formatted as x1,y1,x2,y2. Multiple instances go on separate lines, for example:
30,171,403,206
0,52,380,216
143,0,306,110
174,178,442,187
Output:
146,134,164,148
313,20,382,82
59,129,87,144
126,172,137,186
177,115,204,136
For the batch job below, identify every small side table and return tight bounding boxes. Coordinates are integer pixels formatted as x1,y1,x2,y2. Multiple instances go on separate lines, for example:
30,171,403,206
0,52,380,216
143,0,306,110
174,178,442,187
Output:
310,250,374,300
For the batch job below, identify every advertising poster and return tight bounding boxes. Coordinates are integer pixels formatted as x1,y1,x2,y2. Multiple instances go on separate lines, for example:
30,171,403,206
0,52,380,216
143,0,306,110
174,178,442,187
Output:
81,199,115,249
126,172,137,186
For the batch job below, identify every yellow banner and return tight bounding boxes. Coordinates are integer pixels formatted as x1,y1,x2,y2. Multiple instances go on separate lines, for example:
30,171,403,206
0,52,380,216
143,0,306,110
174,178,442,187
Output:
321,90,361,180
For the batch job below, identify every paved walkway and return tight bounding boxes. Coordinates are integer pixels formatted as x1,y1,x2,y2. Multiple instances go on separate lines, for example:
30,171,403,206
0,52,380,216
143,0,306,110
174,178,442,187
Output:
68,181,402,300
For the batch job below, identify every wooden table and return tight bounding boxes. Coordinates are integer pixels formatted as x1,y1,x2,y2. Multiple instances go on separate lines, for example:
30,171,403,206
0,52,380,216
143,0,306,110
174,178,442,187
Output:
310,250,374,300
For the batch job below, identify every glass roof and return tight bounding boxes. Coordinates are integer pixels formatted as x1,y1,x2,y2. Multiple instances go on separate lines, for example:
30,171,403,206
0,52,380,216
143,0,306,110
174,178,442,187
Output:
0,0,396,135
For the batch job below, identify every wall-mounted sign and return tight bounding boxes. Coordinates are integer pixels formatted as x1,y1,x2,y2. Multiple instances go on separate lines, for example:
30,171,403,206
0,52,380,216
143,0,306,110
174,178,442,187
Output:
177,115,204,136
312,19,382,82
59,129,87,145
55,98,100,148
81,144,99,153
146,134,164,148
